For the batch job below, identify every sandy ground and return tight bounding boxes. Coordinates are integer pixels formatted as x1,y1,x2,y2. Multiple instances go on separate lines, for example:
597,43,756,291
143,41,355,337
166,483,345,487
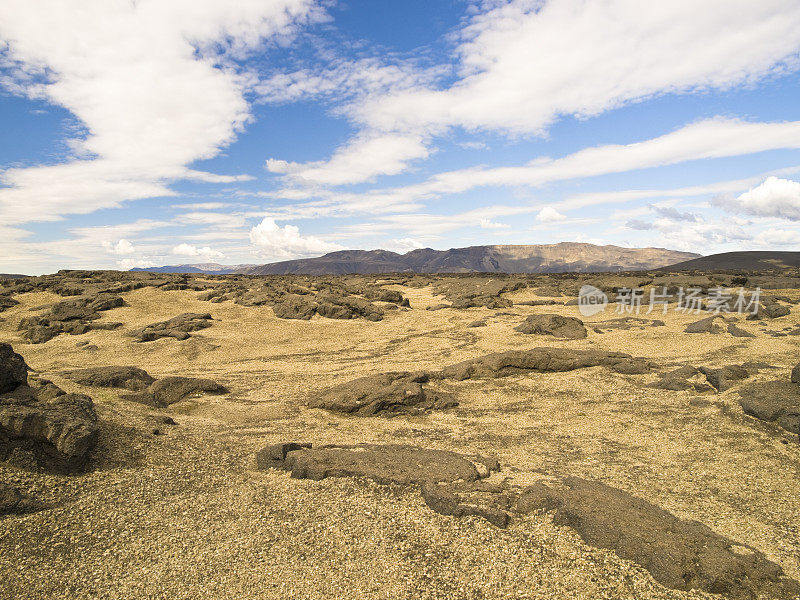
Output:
1,282,798,599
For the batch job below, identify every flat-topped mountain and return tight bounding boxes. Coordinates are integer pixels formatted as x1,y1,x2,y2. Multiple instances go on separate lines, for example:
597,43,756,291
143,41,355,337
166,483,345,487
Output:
659,251,800,272
134,244,699,275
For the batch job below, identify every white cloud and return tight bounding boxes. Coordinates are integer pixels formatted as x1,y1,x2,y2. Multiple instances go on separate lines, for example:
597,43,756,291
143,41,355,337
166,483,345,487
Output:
0,0,325,224
536,207,566,222
479,218,509,229
284,0,800,185
386,237,426,253
116,258,157,270
715,176,800,220
753,228,800,246
102,239,135,255
356,0,800,135
272,119,800,220
249,217,342,258
266,132,430,185
172,243,224,259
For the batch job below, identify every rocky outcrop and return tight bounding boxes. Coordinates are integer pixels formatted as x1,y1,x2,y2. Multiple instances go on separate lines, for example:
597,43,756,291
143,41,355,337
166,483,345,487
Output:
684,315,722,333
17,294,124,343
63,366,155,391
121,376,227,407
516,477,800,599
514,314,587,339
128,312,213,342
699,365,750,392
792,362,800,385
256,442,508,526
0,342,27,393
309,372,456,416
0,483,40,515
649,365,714,393
438,348,651,380
0,344,98,471
737,381,800,435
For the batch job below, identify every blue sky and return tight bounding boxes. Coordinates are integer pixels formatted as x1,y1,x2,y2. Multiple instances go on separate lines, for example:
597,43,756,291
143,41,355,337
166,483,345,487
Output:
2,0,800,274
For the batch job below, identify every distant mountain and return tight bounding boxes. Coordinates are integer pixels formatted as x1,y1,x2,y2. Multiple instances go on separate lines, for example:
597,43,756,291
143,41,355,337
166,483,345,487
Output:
130,263,254,274
236,243,700,275
0,273,28,279
658,251,800,271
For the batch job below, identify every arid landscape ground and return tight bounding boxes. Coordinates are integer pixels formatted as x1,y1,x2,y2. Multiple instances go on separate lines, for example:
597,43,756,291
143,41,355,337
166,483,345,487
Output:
1,269,799,599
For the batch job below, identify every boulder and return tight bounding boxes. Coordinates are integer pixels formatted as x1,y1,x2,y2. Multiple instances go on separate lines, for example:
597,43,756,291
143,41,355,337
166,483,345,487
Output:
64,366,155,391
256,442,508,526
0,483,40,515
700,365,750,392
516,477,800,599
310,372,456,416
129,313,213,342
123,376,228,407
514,314,587,339
792,363,800,385
273,443,483,485
684,315,722,333
746,299,791,320
0,342,28,393
737,381,799,435
272,294,317,320
439,348,651,380
727,323,755,338
649,365,714,393
0,390,98,471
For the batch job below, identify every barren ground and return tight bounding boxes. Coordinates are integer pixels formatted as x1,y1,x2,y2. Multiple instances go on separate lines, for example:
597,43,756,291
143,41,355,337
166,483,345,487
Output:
1,276,798,600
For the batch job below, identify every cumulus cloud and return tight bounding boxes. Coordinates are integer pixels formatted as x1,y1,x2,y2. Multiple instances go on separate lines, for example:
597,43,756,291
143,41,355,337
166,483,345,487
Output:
536,207,567,222
102,239,135,255
249,217,342,258
172,243,224,259
0,0,325,224
753,228,800,246
116,258,157,270
479,218,509,229
714,176,800,220
386,238,426,253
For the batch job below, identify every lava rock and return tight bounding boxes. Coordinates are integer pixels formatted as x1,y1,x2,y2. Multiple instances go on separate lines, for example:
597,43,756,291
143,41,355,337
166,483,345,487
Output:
514,314,587,339
0,342,28,393
64,366,155,391
516,477,800,599
310,372,456,416
737,381,800,435
439,347,651,380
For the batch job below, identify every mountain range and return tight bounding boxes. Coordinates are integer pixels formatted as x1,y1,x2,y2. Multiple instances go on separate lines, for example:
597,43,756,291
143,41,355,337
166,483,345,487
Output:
131,243,700,275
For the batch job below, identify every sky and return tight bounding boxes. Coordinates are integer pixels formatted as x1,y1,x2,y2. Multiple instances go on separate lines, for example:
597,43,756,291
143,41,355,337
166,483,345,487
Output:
1,0,800,275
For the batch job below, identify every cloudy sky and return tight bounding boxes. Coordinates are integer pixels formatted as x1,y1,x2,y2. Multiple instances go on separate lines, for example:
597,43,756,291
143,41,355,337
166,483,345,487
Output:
1,0,800,274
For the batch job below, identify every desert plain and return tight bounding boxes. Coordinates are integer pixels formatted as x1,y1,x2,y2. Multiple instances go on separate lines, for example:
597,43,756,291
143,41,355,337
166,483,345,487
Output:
0,269,798,600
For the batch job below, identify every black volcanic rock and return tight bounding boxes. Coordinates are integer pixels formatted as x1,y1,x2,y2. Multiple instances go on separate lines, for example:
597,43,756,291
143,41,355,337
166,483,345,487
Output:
310,372,456,416
0,342,28,393
516,477,800,599
64,366,155,391
439,348,651,380
514,314,587,339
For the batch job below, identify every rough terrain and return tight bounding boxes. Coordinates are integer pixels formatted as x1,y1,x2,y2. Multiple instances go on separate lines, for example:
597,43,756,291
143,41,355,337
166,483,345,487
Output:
1,268,799,600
